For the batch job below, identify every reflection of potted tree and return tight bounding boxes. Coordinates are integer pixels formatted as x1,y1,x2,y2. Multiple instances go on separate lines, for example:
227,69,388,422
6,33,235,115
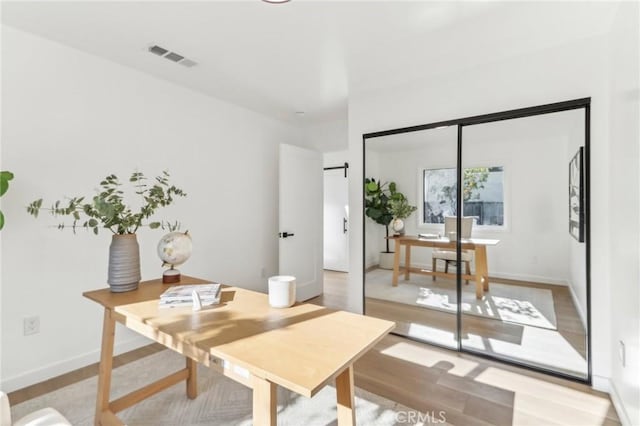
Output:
389,197,417,236
365,178,413,269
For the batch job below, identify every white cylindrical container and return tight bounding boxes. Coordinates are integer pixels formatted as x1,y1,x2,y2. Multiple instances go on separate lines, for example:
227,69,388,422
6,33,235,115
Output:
268,276,296,308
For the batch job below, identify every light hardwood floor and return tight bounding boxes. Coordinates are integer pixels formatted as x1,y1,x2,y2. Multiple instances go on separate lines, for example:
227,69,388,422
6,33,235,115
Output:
313,271,618,426
9,271,619,426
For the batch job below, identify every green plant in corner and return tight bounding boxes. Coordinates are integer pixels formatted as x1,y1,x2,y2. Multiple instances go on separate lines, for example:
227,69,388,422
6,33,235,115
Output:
365,178,412,253
26,170,186,234
0,171,15,230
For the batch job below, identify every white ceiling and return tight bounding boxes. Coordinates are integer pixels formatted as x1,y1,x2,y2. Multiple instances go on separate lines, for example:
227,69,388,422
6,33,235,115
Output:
1,1,619,125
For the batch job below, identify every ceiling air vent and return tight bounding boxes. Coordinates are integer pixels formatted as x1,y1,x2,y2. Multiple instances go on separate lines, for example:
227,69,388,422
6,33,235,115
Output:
164,52,184,62
149,45,168,56
147,44,197,68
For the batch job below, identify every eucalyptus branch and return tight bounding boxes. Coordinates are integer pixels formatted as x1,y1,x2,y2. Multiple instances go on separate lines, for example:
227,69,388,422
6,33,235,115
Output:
27,171,186,235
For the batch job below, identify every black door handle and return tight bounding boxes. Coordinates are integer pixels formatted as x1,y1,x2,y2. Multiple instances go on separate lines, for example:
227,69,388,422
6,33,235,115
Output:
343,218,348,234
279,232,295,238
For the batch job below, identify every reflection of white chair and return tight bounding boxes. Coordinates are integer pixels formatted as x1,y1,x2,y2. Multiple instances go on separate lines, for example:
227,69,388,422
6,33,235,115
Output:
432,217,474,284
1,391,71,426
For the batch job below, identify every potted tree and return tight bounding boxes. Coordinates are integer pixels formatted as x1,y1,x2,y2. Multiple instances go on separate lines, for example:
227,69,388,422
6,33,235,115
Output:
27,171,185,292
365,178,413,269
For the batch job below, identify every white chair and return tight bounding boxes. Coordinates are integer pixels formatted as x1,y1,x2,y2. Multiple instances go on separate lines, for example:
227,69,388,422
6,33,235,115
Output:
1,392,71,426
432,217,474,284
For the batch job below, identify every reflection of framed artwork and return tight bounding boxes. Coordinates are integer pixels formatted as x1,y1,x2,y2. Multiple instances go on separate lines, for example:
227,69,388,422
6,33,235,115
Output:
569,147,584,242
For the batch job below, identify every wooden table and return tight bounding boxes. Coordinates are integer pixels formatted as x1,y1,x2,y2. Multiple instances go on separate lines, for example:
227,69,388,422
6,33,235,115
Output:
389,236,499,299
84,276,394,426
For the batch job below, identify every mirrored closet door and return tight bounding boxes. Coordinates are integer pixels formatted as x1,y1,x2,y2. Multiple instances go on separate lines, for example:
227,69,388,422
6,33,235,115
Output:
364,125,460,349
363,99,590,382
460,109,588,380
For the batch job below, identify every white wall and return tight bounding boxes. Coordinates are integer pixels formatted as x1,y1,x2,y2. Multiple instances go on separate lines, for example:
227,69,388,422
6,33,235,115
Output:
0,26,299,391
306,119,348,153
348,34,613,387
364,150,383,268
606,3,640,425
323,150,348,169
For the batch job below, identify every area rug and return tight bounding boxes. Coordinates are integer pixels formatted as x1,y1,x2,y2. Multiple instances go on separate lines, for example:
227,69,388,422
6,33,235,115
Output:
366,269,557,330
11,349,417,426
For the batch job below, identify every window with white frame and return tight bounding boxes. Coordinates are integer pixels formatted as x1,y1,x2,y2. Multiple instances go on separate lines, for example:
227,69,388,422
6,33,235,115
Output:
422,166,505,226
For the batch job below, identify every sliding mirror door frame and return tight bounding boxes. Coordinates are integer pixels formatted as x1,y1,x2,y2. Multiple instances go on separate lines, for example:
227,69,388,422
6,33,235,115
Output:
363,97,592,384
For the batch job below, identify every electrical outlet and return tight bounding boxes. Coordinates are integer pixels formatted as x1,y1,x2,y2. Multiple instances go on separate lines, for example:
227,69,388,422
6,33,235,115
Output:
24,316,40,336
619,340,626,367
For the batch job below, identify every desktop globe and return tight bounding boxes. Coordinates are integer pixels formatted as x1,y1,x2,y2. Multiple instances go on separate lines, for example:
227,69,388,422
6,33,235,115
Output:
157,231,192,283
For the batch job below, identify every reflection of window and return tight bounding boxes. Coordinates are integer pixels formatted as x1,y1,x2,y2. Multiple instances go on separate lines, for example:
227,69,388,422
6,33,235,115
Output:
423,167,504,226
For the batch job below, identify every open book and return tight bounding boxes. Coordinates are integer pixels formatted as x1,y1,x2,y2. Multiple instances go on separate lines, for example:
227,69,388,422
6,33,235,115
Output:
418,233,440,239
159,283,222,308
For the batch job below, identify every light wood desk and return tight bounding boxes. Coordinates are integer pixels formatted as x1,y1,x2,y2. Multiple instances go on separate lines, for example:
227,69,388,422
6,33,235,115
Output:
389,236,499,299
84,276,394,426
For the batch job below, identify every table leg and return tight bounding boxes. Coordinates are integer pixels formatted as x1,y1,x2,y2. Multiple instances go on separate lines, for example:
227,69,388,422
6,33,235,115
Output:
186,358,198,399
392,241,401,286
252,376,276,426
95,308,116,425
475,246,489,299
404,243,411,281
336,365,355,426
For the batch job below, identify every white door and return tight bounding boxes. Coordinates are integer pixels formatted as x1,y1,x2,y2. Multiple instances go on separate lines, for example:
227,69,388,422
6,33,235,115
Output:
323,169,349,271
279,144,323,301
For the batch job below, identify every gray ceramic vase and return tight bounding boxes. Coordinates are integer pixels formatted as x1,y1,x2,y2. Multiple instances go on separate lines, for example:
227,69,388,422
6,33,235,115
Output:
107,234,141,292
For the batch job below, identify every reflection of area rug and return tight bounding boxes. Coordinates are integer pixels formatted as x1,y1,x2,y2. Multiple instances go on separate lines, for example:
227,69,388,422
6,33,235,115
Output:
12,349,412,426
366,269,557,330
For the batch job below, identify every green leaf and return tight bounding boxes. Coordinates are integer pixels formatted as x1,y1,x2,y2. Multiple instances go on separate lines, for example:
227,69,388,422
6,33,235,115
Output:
388,182,396,193
366,181,378,192
29,170,186,236
0,171,14,180
0,211,4,230
27,199,43,217
0,171,14,197
367,208,382,219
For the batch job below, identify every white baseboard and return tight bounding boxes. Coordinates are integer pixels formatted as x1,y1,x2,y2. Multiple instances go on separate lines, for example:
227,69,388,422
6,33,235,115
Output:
592,375,610,393
0,335,151,393
365,260,378,270
489,271,568,286
591,376,633,426
567,280,588,330
400,262,568,286
608,379,632,426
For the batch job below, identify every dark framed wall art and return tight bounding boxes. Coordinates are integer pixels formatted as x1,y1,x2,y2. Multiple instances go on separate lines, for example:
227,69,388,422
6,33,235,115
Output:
569,146,585,242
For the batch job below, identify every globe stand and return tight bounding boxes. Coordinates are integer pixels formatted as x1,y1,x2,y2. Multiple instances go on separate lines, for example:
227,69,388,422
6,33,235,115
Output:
158,231,192,284
163,267,181,284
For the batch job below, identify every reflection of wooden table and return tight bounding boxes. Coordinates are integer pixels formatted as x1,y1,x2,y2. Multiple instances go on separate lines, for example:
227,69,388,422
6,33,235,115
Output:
389,236,499,299
84,276,394,426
